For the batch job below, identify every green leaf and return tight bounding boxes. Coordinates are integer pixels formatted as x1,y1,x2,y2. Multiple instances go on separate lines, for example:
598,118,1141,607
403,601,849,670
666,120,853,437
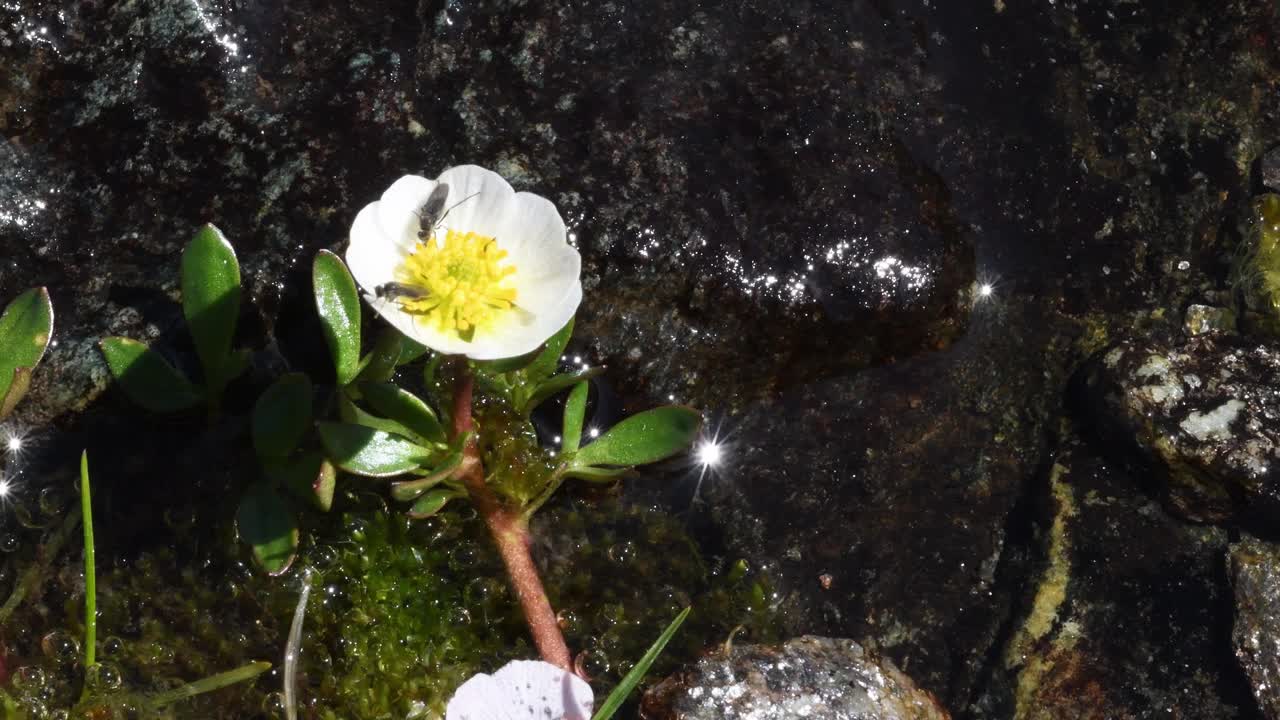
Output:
357,327,405,383
252,373,313,459
267,453,336,512
0,288,53,419
318,422,437,477
99,337,203,413
337,392,429,445
360,382,446,444
397,337,428,366
561,382,589,454
407,489,462,519
181,224,241,394
390,452,463,502
521,367,603,415
235,484,298,576
571,406,702,468
521,317,574,383
561,465,632,483
592,607,691,720
313,250,362,385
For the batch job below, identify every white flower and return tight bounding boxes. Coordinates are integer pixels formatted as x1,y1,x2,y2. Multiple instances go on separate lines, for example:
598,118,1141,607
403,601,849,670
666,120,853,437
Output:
346,166,582,360
446,660,594,720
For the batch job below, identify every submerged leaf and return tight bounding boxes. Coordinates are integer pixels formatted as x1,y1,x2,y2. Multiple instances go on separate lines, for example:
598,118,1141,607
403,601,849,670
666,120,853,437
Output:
407,488,462,519
99,337,203,413
181,224,241,393
252,373,313,459
318,422,437,477
571,406,701,468
313,251,362,386
0,288,53,418
390,452,463,502
236,484,298,576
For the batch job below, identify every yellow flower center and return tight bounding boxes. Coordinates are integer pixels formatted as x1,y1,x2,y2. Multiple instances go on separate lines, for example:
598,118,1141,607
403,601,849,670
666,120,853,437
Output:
395,229,517,339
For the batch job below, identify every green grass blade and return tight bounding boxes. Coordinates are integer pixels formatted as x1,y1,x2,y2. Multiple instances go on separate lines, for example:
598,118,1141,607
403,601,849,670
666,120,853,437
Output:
592,606,690,720
80,451,96,668
144,661,272,709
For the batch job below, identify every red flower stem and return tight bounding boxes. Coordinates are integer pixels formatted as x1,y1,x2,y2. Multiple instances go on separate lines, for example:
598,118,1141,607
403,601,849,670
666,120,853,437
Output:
452,362,572,670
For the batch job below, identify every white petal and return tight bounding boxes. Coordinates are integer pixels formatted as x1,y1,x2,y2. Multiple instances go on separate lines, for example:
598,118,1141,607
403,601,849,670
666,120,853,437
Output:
492,660,594,720
346,203,404,293
465,281,581,361
377,175,438,252
446,673,515,720
434,165,520,241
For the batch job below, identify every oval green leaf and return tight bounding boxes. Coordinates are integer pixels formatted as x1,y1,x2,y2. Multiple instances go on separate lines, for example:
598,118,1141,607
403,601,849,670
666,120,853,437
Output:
318,421,436,477
181,224,241,393
235,484,298,576
561,381,589,454
267,452,336,512
521,366,603,415
337,392,428,445
313,251,362,386
99,337,203,413
407,489,461,519
357,327,405,383
397,337,428,366
360,382,446,444
571,406,702,468
252,373,313,459
0,288,53,418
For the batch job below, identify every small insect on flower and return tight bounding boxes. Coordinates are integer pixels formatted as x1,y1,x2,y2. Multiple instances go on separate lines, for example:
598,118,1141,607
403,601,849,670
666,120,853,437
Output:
415,183,480,242
374,281,432,302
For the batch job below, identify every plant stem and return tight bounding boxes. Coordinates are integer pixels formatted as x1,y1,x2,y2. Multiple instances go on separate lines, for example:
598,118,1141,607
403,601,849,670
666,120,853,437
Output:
80,451,96,668
452,361,572,670
142,661,272,709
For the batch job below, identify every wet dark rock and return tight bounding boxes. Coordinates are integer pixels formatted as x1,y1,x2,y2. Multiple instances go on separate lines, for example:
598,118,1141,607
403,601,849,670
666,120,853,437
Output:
1084,335,1280,523
697,299,1065,710
640,636,950,720
974,432,1250,718
1262,147,1280,195
1231,535,1280,720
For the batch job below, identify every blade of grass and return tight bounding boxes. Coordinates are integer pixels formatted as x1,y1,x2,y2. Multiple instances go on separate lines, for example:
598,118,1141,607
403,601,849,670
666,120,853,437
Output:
284,571,313,720
144,661,272,709
81,451,96,667
591,607,691,720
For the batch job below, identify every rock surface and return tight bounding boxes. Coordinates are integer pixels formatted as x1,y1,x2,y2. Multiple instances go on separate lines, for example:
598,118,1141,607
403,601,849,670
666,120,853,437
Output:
1231,535,1280,720
640,636,949,720
1084,335,1280,523
973,432,1249,719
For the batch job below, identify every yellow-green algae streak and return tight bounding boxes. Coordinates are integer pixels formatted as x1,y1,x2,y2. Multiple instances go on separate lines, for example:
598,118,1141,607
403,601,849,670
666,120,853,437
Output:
1236,193,1280,335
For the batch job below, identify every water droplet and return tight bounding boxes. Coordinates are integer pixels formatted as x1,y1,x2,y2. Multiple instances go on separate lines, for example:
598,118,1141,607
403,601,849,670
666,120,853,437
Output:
573,649,609,680
37,486,69,515
607,541,636,566
310,544,339,568
556,608,582,636
101,636,125,658
262,691,287,717
0,534,19,553
40,630,79,663
12,665,46,696
448,543,479,572
86,662,123,691
447,606,471,626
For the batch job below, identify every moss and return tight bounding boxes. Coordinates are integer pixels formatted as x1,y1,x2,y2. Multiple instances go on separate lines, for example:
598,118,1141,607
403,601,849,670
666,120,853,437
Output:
1235,193,1280,336
2,490,781,719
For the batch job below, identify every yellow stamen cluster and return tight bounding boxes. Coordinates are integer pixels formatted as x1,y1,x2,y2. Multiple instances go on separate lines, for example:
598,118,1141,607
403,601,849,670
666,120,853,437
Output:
396,229,517,338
